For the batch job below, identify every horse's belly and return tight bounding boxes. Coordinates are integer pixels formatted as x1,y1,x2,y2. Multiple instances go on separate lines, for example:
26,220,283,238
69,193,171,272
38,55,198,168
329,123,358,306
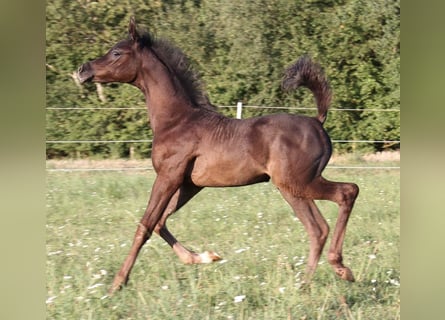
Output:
190,157,269,187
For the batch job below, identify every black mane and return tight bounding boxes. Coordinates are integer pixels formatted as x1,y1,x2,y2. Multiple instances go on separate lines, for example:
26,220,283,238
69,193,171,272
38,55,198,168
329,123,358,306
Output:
135,31,216,111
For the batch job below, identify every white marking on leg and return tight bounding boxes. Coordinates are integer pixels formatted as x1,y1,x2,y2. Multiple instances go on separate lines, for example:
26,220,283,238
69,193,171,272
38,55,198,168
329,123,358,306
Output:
199,251,221,263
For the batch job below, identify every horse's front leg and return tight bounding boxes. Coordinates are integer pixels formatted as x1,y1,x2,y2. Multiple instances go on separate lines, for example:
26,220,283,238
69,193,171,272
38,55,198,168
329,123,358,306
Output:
109,176,181,294
153,183,222,264
156,225,222,264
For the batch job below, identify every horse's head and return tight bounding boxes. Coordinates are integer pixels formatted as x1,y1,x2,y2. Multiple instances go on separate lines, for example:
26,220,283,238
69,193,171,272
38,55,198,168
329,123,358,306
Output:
77,17,213,110
77,17,145,85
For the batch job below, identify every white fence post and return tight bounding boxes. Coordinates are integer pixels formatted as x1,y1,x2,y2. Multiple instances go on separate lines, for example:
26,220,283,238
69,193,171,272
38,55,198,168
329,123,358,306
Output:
236,101,243,119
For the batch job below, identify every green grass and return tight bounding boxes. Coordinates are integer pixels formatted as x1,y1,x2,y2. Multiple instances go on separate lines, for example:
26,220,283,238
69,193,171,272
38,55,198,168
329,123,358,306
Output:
46,165,399,319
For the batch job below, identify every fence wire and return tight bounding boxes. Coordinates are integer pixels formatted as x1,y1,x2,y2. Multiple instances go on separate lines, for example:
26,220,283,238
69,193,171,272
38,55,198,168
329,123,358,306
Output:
46,104,399,171
46,165,400,172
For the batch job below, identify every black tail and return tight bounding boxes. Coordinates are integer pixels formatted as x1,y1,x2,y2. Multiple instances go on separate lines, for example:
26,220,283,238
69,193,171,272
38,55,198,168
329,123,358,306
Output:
281,55,332,124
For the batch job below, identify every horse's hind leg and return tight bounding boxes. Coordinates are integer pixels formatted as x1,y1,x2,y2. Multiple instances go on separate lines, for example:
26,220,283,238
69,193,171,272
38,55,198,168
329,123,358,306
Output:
279,191,330,282
309,177,359,281
154,183,222,264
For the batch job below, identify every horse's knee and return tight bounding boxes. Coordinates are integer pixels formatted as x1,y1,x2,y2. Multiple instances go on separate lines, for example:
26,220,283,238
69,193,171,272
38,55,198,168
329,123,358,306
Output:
320,222,330,242
339,183,359,207
309,225,329,254
349,183,359,200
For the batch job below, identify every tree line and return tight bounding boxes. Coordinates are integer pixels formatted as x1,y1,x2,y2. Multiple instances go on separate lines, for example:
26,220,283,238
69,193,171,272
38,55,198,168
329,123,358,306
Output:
46,0,400,159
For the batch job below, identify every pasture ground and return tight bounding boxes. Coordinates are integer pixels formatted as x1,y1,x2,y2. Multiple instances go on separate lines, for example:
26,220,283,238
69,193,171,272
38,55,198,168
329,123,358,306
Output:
46,153,399,319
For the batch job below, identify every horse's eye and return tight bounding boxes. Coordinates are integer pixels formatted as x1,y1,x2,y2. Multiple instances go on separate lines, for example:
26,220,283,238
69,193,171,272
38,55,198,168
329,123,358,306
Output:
112,50,121,57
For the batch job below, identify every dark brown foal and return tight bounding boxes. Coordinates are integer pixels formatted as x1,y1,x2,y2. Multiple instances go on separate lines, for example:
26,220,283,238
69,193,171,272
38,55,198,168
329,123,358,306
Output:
77,18,359,294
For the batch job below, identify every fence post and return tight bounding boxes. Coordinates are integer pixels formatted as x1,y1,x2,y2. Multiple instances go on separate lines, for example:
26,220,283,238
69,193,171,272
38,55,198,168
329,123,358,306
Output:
236,101,243,119
129,145,135,160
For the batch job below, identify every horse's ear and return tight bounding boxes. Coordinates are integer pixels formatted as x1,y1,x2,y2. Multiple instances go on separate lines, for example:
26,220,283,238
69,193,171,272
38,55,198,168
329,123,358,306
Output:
129,17,140,41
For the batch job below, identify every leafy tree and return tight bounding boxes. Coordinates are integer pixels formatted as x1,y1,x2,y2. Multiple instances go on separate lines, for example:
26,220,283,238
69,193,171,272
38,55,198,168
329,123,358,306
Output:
46,0,399,158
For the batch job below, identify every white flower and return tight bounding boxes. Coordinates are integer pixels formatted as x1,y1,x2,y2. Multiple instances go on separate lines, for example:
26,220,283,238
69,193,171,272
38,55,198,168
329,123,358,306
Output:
234,295,246,303
46,296,57,304
389,279,400,286
87,283,104,290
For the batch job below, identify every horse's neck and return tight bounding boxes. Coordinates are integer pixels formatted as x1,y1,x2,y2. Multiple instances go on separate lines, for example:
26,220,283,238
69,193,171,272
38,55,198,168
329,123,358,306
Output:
136,55,193,134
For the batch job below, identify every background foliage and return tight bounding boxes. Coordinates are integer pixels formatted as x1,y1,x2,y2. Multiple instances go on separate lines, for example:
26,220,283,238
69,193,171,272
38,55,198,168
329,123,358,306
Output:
46,0,400,158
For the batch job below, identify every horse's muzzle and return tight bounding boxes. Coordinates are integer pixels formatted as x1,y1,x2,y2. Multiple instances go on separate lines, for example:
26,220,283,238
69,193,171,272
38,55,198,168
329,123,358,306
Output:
77,63,94,84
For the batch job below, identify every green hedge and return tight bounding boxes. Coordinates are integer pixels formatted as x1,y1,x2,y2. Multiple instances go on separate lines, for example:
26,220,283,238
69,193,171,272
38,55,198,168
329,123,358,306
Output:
46,0,399,159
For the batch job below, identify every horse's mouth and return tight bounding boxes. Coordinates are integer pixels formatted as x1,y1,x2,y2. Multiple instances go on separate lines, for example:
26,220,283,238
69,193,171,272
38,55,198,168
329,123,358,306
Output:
78,73,94,84
77,64,94,84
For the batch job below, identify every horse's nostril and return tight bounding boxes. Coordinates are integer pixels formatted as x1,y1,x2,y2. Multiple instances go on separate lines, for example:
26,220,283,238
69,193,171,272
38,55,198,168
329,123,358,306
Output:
76,64,94,83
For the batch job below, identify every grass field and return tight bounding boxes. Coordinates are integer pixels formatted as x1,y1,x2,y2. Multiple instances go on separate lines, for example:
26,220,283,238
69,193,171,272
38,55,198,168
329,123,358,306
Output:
46,157,399,319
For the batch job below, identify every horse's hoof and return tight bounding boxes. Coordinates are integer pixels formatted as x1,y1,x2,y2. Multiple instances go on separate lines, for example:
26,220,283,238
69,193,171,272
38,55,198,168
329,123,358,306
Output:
337,267,355,282
109,276,126,295
108,284,121,295
199,251,222,263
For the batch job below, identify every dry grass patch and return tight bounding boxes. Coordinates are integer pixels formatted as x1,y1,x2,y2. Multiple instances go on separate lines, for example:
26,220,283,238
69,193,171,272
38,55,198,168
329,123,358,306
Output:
47,151,400,170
